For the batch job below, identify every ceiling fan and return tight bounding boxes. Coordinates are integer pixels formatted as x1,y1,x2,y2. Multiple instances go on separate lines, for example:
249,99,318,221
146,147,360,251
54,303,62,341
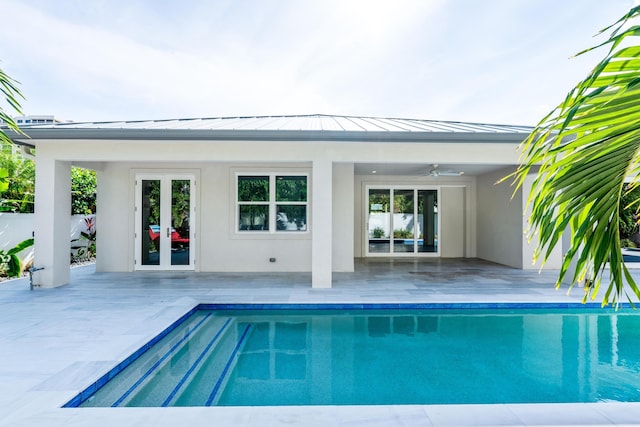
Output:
428,164,464,177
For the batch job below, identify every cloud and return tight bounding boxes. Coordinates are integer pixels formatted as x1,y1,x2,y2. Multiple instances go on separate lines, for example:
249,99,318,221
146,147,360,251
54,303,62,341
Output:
0,0,635,124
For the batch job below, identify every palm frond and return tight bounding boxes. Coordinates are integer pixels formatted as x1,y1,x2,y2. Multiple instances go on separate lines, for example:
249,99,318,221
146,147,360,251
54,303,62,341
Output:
0,67,26,141
512,6,640,307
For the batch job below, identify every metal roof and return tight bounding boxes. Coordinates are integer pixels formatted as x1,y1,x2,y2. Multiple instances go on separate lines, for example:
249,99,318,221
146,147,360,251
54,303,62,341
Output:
17,114,532,132
6,114,533,145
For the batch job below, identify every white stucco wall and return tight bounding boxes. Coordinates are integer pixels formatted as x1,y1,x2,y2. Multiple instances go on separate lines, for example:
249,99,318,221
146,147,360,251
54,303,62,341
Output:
476,168,562,270
31,136,526,284
95,164,130,272
440,186,465,257
476,167,524,268
97,161,315,273
34,155,72,286
0,213,34,252
0,213,95,270
332,163,354,272
0,213,34,266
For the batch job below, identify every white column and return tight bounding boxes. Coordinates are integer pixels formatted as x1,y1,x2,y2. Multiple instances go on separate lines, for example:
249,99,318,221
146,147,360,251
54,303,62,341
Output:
312,159,332,288
332,162,354,272
34,157,71,287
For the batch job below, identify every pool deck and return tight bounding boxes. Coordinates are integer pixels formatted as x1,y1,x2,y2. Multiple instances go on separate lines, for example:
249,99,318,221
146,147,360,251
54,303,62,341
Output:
2,258,640,427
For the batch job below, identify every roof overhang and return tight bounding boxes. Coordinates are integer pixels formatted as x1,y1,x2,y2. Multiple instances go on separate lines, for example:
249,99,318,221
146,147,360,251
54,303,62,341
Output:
6,128,529,148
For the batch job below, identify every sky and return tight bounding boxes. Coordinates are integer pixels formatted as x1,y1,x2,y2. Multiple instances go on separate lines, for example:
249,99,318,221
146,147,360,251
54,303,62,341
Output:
0,0,637,125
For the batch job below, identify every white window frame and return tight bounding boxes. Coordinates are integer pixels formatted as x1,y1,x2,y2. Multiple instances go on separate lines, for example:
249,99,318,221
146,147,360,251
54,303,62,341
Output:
364,185,440,257
236,173,309,234
134,172,197,270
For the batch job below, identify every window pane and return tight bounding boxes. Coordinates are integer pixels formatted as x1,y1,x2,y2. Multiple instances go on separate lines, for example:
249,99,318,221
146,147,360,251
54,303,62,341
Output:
141,180,160,265
393,190,415,253
239,205,269,231
276,205,307,231
368,189,390,253
171,179,190,265
418,190,437,253
276,176,307,202
238,176,269,201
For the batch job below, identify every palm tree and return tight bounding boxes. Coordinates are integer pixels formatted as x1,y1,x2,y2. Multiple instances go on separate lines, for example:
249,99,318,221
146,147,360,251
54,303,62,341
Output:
0,66,25,146
0,150,34,212
511,6,640,306
0,66,26,200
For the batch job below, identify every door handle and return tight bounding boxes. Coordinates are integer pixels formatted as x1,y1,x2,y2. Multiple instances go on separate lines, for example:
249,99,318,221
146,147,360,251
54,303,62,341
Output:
166,227,170,238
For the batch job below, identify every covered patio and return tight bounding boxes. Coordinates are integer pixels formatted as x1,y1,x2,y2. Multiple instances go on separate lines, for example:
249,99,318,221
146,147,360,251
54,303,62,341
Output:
9,114,566,291
2,260,639,427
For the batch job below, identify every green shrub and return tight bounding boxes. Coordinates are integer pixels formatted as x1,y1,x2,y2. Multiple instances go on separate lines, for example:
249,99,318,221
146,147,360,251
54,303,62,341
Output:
621,239,637,249
372,227,386,238
393,229,413,239
0,238,34,278
71,167,96,214
0,151,34,213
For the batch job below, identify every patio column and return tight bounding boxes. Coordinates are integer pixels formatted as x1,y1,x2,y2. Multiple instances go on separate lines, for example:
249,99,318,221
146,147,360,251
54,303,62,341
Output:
34,157,71,288
312,159,332,288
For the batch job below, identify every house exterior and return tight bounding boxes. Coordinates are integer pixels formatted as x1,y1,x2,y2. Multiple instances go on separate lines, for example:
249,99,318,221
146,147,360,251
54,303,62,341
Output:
7,114,562,288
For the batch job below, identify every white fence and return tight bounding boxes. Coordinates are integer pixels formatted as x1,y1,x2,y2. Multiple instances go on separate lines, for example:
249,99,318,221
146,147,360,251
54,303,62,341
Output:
368,213,426,237
0,213,96,262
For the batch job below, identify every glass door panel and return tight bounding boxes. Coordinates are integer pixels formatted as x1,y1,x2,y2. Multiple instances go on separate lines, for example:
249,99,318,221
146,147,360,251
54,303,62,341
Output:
136,174,195,270
141,179,161,266
393,190,415,253
366,187,439,256
418,190,437,253
368,189,390,253
171,179,191,266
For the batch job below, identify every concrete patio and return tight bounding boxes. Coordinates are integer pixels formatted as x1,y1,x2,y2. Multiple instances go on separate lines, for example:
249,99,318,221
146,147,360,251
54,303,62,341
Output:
2,258,640,427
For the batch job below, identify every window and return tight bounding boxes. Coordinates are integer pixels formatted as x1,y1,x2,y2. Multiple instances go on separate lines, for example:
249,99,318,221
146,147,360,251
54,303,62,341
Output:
238,176,269,231
237,174,308,232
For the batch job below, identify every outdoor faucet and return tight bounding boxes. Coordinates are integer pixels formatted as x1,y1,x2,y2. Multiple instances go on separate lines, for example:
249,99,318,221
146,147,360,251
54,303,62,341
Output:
27,266,44,291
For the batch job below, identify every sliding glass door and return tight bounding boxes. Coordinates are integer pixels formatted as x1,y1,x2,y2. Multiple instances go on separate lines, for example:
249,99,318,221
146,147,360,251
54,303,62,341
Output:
417,190,438,253
367,187,438,256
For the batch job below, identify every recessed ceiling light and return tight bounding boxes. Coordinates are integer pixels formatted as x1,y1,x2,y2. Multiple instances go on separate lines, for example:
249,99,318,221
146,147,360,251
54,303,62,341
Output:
371,170,377,174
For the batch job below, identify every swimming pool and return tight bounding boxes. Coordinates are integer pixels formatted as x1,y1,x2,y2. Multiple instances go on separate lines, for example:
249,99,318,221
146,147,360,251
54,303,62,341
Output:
66,304,640,407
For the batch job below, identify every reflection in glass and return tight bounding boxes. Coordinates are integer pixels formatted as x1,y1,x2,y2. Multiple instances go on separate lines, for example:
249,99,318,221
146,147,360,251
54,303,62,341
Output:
239,205,269,231
276,205,307,231
171,179,190,266
368,189,390,253
141,180,160,265
276,176,307,202
418,190,437,252
237,176,269,201
368,188,438,254
393,190,415,253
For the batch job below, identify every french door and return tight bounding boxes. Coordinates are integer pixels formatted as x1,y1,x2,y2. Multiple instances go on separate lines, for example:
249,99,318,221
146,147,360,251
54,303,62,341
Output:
135,173,195,270
366,187,438,256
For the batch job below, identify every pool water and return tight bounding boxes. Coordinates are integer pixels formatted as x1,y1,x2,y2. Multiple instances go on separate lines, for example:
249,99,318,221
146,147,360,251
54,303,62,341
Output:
73,306,640,407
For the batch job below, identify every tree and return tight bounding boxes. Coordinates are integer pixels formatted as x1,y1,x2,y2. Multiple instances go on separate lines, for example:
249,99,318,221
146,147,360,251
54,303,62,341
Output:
1,67,26,200
0,67,25,146
71,167,97,214
0,150,34,212
511,6,640,306
0,151,96,214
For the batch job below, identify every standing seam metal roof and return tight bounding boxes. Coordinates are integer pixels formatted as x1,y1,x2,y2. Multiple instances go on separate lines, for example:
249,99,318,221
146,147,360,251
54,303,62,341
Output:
15,114,533,134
